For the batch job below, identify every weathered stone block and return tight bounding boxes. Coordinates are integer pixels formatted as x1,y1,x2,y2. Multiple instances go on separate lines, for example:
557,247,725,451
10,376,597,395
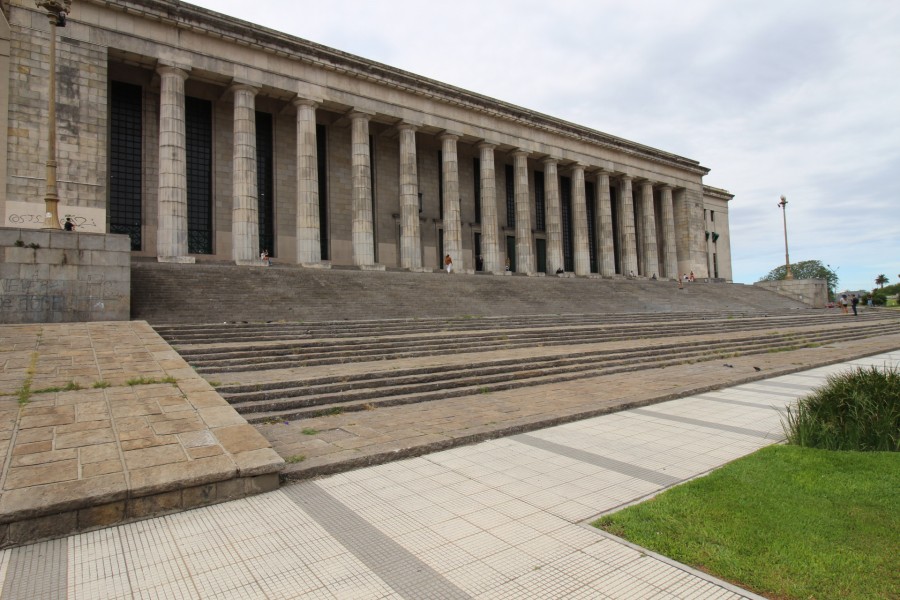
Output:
78,234,106,251
77,501,126,529
182,483,216,508
127,490,183,519
8,511,77,545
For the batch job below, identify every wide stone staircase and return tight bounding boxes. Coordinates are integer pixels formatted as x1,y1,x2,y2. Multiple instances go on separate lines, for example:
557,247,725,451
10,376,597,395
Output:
132,261,808,323
156,310,900,427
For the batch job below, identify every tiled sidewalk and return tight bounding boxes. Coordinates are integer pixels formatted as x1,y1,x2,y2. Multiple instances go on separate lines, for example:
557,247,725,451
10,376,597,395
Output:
3,349,894,598
0,322,283,547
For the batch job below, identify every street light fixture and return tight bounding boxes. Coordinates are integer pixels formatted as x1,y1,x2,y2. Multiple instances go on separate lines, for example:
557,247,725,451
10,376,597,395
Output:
35,0,72,230
778,195,792,280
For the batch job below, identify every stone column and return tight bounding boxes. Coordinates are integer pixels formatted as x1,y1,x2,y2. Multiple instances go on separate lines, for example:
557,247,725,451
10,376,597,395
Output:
596,171,615,277
571,164,590,276
478,142,501,273
512,150,534,274
639,180,660,278
440,133,462,269
231,84,260,264
350,112,375,266
617,175,638,276
398,123,421,269
156,66,194,263
294,98,321,265
659,185,678,279
542,158,563,274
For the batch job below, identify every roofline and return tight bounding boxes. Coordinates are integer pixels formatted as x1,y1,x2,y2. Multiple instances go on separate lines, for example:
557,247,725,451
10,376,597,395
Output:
83,0,711,176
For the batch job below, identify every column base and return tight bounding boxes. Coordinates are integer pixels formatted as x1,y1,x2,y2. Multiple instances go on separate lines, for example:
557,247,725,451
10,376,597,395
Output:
357,264,386,272
235,259,269,267
300,262,332,269
406,267,432,273
585,274,602,279
157,256,195,264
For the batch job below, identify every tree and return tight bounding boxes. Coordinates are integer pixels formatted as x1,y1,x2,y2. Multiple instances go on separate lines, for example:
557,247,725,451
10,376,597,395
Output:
875,274,888,288
759,260,839,298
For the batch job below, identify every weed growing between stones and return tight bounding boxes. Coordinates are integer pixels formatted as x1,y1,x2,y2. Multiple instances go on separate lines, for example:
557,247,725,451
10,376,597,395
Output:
125,376,178,386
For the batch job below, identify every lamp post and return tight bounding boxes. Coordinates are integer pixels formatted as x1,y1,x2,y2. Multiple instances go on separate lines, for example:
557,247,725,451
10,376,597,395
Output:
35,0,71,230
778,195,792,280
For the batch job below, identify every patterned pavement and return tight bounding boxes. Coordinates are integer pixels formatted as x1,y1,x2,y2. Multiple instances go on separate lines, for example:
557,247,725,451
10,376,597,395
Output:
1,350,896,599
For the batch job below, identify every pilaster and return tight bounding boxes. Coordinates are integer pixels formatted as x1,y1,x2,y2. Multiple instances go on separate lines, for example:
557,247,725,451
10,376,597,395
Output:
156,66,194,263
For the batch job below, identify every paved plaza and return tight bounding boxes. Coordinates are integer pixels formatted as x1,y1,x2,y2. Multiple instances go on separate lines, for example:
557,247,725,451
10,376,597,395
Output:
2,349,896,599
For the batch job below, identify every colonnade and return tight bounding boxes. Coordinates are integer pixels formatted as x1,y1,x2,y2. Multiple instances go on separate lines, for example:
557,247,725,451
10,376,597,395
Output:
155,67,693,279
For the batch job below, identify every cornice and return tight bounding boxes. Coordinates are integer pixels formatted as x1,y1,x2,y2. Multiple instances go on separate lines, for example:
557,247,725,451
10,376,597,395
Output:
82,0,709,175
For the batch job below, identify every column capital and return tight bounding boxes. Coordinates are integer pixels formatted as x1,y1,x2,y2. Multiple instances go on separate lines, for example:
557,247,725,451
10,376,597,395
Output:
157,65,189,80
229,82,259,96
541,156,559,167
438,131,460,142
396,122,418,133
618,173,633,183
510,148,530,158
658,183,674,191
568,162,587,174
476,140,499,150
292,96,320,109
347,109,375,121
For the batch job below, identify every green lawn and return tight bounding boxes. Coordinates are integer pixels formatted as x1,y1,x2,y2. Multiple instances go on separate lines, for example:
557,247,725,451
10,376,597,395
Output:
593,445,900,600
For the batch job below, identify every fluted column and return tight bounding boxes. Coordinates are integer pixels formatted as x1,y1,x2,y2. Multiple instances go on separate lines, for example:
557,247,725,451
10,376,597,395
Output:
350,112,375,266
659,185,678,279
231,84,259,264
294,98,321,264
512,150,534,274
617,175,638,276
571,164,590,275
478,142,501,273
639,181,660,278
398,123,421,269
156,66,193,262
440,133,462,268
596,171,615,277
542,158,563,274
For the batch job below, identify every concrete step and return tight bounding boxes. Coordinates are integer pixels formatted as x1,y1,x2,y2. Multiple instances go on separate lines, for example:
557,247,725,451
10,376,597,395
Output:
226,325,892,423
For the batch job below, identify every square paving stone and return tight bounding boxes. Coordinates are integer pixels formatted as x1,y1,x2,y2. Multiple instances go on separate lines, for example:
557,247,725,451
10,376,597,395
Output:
5,459,79,488
123,444,187,470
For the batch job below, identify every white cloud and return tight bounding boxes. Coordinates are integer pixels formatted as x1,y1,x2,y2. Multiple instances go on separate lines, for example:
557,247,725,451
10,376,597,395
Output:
187,0,900,290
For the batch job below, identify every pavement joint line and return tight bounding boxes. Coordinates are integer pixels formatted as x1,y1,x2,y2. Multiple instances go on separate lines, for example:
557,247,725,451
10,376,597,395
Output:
282,481,472,599
1,537,68,600
693,394,786,412
511,433,682,487
750,380,816,392
630,409,779,440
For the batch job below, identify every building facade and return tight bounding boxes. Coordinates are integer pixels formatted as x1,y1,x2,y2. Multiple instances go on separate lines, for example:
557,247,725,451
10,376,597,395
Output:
0,0,732,280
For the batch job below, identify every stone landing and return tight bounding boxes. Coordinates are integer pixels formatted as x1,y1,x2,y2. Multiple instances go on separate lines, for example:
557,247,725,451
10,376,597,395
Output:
0,321,284,548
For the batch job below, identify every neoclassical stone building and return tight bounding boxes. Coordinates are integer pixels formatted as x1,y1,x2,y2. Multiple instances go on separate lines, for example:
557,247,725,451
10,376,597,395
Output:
0,0,732,280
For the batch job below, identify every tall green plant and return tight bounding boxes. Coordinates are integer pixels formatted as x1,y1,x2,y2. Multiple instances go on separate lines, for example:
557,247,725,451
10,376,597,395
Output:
783,366,900,452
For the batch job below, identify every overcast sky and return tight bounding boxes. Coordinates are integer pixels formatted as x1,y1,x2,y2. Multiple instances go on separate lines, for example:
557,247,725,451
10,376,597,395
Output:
188,0,899,292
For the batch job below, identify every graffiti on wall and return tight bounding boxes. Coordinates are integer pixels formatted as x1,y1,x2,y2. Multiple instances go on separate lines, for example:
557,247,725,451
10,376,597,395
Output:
0,276,125,319
4,201,106,233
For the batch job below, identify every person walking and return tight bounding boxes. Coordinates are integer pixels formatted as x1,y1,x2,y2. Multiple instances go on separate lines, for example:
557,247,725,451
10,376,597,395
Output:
840,294,849,314
851,294,859,316
444,254,453,274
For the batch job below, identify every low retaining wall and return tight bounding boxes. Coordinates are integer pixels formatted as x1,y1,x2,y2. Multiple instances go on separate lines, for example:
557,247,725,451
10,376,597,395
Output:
754,279,828,308
0,227,130,323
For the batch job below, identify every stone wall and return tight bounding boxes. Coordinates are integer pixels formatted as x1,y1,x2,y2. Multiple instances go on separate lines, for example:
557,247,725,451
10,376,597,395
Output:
0,227,130,323
754,279,827,309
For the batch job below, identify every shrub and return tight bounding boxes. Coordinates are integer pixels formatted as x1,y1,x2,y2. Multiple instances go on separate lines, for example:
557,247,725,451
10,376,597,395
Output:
783,366,900,452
